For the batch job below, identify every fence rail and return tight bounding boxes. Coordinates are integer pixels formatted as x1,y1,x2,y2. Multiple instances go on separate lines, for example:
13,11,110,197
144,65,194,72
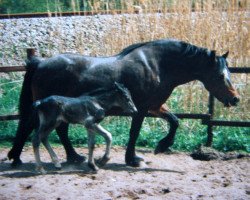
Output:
0,49,249,146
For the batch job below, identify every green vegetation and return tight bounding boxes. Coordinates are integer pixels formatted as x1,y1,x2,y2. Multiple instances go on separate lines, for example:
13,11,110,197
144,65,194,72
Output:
0,0,121,14
0,0,247,14
0,78,249,152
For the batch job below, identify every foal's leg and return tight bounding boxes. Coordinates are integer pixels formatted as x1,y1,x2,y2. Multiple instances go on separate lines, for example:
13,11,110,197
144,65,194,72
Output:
41,132,61,169
125,112,146,167
87,129,98,171
32,128,47,174
56,122,86,164
149,104,179,154
92,124,112,166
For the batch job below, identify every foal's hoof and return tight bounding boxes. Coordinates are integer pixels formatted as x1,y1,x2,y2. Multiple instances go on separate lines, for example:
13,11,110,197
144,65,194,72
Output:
126,156,144,167
96,156,110,167
54,162,62,170
36,166,47,175
66,154,86,164
88,163,99,172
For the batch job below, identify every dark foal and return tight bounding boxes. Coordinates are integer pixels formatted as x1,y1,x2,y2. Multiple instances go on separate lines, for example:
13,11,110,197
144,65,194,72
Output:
32,83,137,173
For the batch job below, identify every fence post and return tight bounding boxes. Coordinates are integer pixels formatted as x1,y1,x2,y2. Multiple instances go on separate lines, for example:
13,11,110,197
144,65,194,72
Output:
206,94,214,146
26,48,36,59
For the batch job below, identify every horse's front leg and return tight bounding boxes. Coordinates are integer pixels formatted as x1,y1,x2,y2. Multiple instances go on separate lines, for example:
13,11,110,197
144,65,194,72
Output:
149,104,179,154
56,122,86,164
125,112,146,167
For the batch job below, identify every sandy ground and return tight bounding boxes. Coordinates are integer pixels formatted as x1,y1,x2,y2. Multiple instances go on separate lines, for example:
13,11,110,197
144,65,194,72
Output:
0,146,249,200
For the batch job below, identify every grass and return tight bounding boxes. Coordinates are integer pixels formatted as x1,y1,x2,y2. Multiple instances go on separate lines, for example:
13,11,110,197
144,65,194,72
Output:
0,78,249,152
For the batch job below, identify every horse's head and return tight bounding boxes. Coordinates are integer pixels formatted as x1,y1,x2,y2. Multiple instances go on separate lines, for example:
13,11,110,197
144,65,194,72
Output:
113,82,138,114
201,51,239,107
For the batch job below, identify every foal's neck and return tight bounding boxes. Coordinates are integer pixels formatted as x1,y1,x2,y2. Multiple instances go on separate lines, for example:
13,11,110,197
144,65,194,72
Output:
94,91,117,111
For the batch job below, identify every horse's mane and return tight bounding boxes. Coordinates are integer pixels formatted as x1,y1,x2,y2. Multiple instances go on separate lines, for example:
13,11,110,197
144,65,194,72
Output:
118,42,149,56
179,41,210,58
118,39,211,59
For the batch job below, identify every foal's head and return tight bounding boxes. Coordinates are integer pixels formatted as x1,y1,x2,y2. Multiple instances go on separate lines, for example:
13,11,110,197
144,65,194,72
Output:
111,82,137,114
201,51,239,107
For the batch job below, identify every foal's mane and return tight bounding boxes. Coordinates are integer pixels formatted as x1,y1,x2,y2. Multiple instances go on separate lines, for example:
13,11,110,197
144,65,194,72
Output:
83,85,118,97
84,88,111,96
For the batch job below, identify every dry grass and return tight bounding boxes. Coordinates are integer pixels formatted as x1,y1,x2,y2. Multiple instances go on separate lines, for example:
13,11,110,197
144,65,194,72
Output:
92,0,249,120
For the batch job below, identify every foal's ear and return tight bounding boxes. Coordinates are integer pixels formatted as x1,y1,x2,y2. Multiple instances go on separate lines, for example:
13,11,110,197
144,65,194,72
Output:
114,82,124,91
222,51,229,58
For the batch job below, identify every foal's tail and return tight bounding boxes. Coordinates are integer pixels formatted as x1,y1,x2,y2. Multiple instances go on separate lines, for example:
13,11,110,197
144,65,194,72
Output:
19,56,41,120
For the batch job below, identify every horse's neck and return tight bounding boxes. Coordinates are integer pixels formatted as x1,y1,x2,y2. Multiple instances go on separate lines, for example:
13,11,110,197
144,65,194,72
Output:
160,50,209,85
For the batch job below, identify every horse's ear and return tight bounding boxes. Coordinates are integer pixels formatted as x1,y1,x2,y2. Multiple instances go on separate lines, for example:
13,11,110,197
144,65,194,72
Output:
222,51,229,58
209,50,216,68
210,50,216,60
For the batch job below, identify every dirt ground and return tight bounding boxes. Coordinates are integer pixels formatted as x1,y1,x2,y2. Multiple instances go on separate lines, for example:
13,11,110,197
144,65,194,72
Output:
0,146,249,200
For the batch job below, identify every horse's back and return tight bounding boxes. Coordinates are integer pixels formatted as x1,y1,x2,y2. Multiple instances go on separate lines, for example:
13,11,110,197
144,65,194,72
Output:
30,39,194,105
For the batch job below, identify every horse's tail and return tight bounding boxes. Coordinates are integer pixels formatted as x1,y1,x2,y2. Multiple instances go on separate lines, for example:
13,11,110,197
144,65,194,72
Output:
19,56,41,119
7,56,41,162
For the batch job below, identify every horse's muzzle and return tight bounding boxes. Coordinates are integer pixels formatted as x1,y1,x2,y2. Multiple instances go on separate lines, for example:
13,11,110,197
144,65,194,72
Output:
232,96,240,105
224,96,240,107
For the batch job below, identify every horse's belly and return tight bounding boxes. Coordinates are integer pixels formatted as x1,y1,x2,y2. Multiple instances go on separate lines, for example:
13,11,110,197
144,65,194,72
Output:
31,68,113,100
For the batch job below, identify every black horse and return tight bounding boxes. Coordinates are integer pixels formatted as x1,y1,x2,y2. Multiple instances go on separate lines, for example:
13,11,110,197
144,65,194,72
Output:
8,39,239,167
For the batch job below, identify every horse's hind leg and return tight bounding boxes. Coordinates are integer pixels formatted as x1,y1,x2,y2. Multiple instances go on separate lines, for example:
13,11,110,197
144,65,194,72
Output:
93,124,112,167
150,105,179,154
56,122,86,163
8,117,36,167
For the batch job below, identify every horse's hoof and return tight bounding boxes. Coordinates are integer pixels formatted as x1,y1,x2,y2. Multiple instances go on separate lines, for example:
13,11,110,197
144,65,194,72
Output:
11,158,23,168
8,151,23,167
154,145,172,154
126,156,144,167
66,154,86,164
97,156,110,167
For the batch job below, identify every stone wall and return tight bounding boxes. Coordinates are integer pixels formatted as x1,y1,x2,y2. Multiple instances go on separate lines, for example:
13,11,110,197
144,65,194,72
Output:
1,12,248,67
0,14,132,66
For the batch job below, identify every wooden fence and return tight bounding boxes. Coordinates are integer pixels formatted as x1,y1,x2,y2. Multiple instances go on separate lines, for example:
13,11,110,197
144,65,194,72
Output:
0,49,249,146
